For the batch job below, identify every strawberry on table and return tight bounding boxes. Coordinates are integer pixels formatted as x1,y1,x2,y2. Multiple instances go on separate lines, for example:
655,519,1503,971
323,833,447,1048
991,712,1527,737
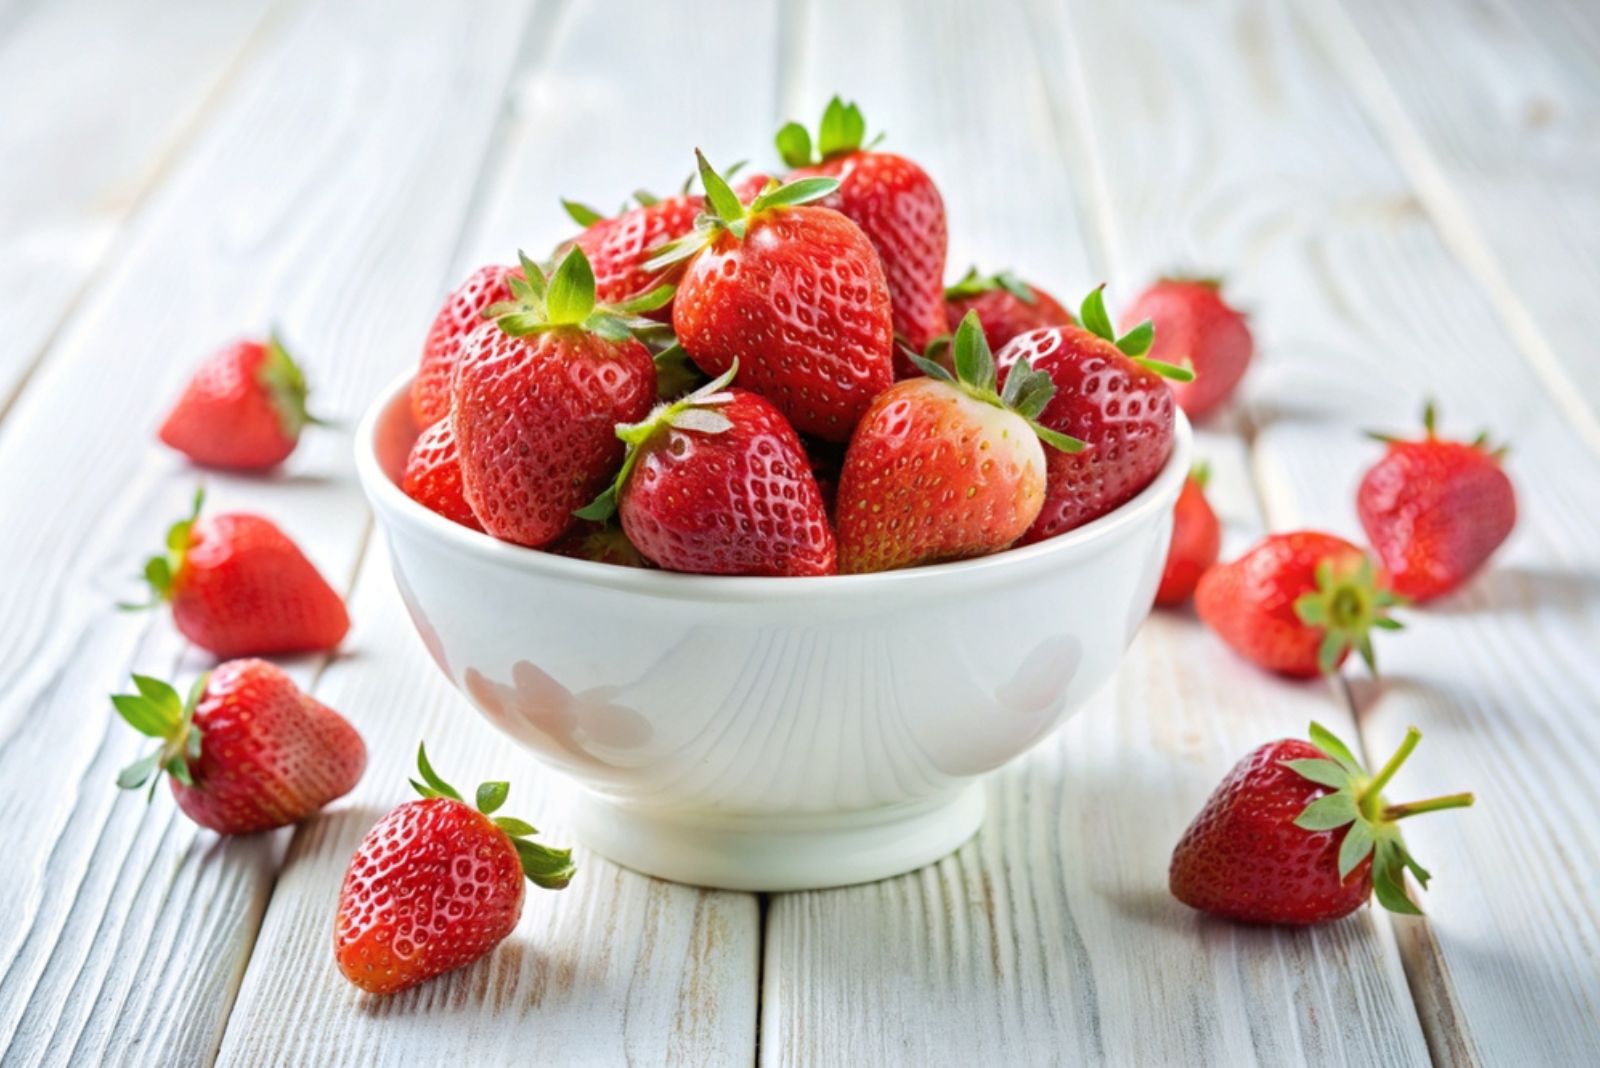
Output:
1195,531,1403,677
112,659,365,834
777,97,949,363
452,246,662,548
159,334,320,471
402,418,481,532
835,312,1083,574
1122,276,1253,420
944,267,1074,352
652,152,894,442
1170,721,1473,925
334,745,574,995
412,264,520,428
1154,463,1221,607
129,489,349,658
994,286,1191,541
577,365,836,576
1358,402,1516,602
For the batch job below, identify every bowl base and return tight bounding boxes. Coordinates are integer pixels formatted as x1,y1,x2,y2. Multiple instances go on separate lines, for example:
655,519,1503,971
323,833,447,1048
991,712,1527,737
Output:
571,784,986,891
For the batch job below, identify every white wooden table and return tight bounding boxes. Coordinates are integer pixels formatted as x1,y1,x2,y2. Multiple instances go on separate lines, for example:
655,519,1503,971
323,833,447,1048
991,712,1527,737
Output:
2,0,1597,1063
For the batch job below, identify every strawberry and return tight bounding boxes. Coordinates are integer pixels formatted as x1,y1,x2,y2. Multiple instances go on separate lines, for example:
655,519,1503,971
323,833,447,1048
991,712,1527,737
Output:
1170,721,1473,925
452,247,661,548
578,366,836,575
112,659,365,834
1154,463,1221,607
562,193,700,314
402,418,481,531
1122,277,1253,419
544,519,649,568
994,287,1190,541
1358,403,1516,602
129,489,349,658
835,313,1082,573
334,745,574,995
158,335,318,470
412,264,519,428
1195,531,1402,677
944,267,1074,352
777,97,948,364
653,153,894,442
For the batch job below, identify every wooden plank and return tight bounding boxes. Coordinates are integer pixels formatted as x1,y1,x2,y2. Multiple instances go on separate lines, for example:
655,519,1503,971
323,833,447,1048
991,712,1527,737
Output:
0,1,537,1062
0,0,280,418
759,1,1430,1063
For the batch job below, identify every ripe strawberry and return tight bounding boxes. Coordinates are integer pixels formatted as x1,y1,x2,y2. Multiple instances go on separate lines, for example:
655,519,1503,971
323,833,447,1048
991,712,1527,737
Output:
544,519,649,568
1122,277,1253,419
402,418,481,531
1170,722,1473,925
1195,531,1402,677
994,286,1190,541
158,335,318,470
778,97,948,364
1357,403,1516,602
944,267,1074,352
452,247,660,547
655,153,893,442
562,192,701,313
334,745,574,995
835,313,1082,573
129,490,349,658
1155,463,1221,607
578,366,836,575
112,659,365,834
412,264,519,428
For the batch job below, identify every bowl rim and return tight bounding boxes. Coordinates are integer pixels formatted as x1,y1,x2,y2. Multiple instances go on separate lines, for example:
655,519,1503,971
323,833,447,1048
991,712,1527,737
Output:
356,370,1192,602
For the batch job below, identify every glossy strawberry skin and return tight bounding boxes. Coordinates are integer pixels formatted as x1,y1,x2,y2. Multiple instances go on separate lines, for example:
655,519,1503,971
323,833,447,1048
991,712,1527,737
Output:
1170,739,1373,925
173,513,349,658
402,418,481,532
173,659,365,834
573,195,702,314
1358,439,1515,602
836,378,1046,574
621,390,835,576
159,340,300,470
412,265,518,428
453,325,655,547
995,326,1176,541
945,284,1074,353
672,206,893,442
1195,531,1365,678
793,152,948,364
1123,280,1253,419
334,797,525,995
1155,474,1221,606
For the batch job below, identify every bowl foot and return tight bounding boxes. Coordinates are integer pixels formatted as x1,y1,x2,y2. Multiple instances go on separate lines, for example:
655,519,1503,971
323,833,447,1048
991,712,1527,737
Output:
571,784,986,891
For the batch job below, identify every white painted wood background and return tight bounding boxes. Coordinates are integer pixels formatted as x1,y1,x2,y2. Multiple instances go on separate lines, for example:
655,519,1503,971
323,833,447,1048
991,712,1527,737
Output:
1,0,1596,1064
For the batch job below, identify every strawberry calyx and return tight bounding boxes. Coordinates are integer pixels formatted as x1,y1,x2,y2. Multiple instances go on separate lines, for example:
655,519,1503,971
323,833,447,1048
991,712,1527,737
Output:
483,247,673,344
1283,721,1474,914
257,332,321,439
943,266,1038,305
1077,285,1195,382
1189,461,1212,491
112,670,209,800
643,153,838,271
123,487,205,610
410,743,575,890
1291,551,1405,674
1365,400,1509,460
574,363,741,522
774,95,886,167
910,312,1084,454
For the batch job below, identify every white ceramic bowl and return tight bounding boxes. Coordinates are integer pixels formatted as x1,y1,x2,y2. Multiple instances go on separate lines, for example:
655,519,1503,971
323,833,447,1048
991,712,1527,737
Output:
357,373,1191,890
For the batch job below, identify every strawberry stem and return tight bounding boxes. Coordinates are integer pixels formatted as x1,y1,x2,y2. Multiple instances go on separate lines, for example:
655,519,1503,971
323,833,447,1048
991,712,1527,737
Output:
1382,792,1476,820
1358,726,1420,817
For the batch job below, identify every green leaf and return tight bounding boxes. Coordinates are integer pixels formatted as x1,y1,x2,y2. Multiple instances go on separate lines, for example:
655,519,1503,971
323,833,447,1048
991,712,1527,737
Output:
111,694,174,738
476,781,509,815
950,312,990,390
1282,758,1352,790
1078,285,1115,342
514,838,576,890
1294,791,1359,831
545,246,597,325
1337,817,1376,879
131,673,179,708
611,284,676,315
751,177,839,212
653,343,704,400
696,149,745,224
165,754,194,787
1371,841,1422,914
1116,319,1155,358
573,484,618,522
997,272,1036,303
775,121,813,168
816,96,866,158
116,751,162,791
1031,422,1085,454
669,408,734,434
494,817,538,838
1308,722,1365,775
1316,628,1347,674
909,353,955,384
414,743,462,802
1132,356,1194,382
562,199,606,227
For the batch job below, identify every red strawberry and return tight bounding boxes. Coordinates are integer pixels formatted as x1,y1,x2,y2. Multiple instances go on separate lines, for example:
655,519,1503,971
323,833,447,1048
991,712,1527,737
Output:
578,367,836,575
657,153,894,442
994,287,1188,541
1195,531,1402,677
1155,463,1222,606
1122,277,1253,419
158,335,318,470
544,519,649,568
1357,403,1516,602
334,745,574,995
944,267,1074,352
130,490,349,658
778,97,948,364
412,264,519,428
835,313,1082,573
563,193,701,312
112,659,365,834
402,418,481,531
1170,722,1473,925
452,247,660,548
